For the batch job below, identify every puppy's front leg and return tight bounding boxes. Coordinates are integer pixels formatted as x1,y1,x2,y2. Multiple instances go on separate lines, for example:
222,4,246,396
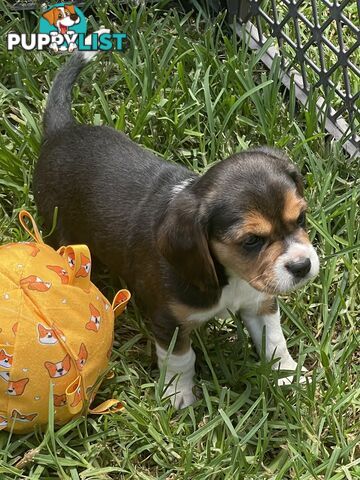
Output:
156,343,196,408
240,299,306,385
153,314,196,408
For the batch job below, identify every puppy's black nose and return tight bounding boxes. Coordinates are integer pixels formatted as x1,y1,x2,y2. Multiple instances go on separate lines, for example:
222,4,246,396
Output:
70,14,78,21
285,258,311,278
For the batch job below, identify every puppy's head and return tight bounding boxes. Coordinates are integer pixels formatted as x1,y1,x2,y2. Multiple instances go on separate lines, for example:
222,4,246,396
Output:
157,147,319,294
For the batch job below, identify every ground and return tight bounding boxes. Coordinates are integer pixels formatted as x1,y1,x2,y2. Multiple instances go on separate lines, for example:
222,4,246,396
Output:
0,2,359,479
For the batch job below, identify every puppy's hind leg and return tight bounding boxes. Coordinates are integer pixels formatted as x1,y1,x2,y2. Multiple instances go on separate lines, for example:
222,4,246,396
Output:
153,311,196,409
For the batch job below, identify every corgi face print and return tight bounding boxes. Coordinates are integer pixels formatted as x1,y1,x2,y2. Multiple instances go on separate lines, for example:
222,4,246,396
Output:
11,409,38,423
37,323,65,345
20,275,51,292
0,371,10,382
86,304,101,332
45,354,71,378
47,265,69,284
54,393,67,407
0,349,13,368
75,253,91,278
7,378,29,396
68,252,75,269
0,415,7,428
76,343,88,370
38,323,57,344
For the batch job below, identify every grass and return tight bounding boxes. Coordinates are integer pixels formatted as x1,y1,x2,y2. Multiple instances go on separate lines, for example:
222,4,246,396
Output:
0,1,359,478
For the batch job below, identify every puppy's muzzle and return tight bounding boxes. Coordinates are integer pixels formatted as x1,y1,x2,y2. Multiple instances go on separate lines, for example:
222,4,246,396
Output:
274,242,319,293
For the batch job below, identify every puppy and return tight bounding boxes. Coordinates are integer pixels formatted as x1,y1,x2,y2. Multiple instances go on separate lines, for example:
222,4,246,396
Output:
33,45,319,408
42,5,80,52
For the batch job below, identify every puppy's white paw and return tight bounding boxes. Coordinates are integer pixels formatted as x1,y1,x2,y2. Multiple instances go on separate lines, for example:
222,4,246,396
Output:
156,343,197,409
165,380,196,409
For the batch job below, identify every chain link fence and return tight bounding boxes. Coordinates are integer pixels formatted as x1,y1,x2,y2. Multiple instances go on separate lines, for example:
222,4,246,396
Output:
227,0,359,157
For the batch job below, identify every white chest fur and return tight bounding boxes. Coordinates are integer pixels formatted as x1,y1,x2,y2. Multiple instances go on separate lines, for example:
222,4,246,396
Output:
188,276,266,323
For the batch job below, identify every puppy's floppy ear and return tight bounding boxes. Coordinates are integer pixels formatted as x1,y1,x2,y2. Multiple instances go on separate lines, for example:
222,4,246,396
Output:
42,8,56,25
157,192,218,291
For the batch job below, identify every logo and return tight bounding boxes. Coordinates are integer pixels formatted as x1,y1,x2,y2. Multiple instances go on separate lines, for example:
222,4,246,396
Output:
39,2,87,52
7,2,126,52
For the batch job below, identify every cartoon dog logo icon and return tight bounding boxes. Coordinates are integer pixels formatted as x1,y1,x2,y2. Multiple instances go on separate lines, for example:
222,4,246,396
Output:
42,4,80,52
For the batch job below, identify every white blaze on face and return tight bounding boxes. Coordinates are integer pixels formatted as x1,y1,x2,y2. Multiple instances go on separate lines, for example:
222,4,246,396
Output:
274,242,319,293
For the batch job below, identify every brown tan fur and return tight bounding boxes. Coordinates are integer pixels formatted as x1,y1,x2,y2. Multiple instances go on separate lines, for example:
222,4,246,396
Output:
283,190,307,223
211,239,285,294
228,212,272,241
293,229,312,245
257,297,278,316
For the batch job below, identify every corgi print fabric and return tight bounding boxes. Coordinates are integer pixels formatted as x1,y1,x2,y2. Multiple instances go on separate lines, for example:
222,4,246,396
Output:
0,212,130,433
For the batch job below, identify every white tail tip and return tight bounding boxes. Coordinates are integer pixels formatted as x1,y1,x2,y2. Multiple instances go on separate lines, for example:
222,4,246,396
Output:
81,28,111,62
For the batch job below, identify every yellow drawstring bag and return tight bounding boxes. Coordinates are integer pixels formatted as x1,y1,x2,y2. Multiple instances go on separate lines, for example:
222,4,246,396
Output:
0,211,131,433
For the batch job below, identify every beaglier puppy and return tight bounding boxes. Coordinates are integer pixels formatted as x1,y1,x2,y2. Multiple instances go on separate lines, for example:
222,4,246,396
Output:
34,39,319,408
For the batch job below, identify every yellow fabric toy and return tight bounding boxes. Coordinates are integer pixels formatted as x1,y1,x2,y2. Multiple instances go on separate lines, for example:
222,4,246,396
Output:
0,211,130,433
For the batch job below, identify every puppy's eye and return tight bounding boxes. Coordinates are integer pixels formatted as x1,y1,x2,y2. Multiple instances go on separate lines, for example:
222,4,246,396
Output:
297,211,306,227
242,235,265,252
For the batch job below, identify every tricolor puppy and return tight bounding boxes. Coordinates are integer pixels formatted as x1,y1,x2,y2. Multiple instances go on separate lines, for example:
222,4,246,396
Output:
34,43,319,408
42,5,80,52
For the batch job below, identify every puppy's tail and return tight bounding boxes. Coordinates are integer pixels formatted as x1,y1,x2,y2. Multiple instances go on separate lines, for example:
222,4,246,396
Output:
43,29,110,138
